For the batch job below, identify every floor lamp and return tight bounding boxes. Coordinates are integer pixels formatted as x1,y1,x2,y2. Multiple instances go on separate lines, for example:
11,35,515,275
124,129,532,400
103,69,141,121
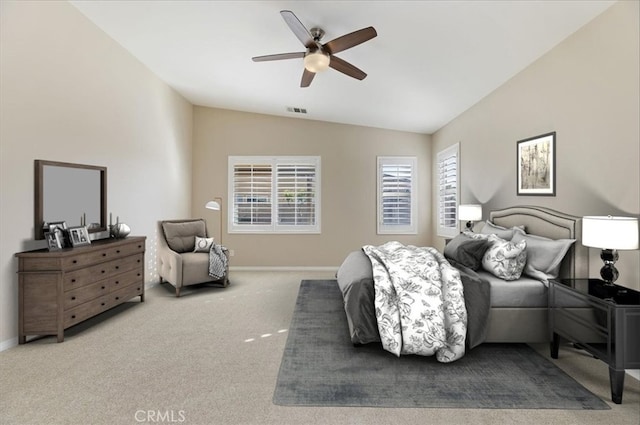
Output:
205,197,223,245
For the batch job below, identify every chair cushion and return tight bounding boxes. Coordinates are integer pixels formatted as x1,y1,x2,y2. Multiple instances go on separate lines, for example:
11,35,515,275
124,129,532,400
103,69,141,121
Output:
162,220,207,253
180,252,213,285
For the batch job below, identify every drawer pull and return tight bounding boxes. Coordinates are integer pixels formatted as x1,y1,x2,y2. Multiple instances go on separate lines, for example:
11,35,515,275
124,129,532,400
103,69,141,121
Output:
115,281,119,285
71,296,76,300
138,245,142,249
101,270,106,274
71,315,76,319
102,253,107,257
71,279,76,283
115,266,120,270
137,273,141,277
116,250,121,254
101,302,106,306
101,286,106,290
73,260,78,264
115,296,120,301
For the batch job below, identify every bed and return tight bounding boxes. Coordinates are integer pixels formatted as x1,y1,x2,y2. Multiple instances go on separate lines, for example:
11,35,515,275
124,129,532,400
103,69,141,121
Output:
336,205,588,352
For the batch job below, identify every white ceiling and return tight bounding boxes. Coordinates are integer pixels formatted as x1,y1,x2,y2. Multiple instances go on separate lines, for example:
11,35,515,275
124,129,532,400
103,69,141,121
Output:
70,1,615,135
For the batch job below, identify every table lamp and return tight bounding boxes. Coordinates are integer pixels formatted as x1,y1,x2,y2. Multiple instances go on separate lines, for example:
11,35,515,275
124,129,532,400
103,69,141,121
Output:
458,204,483,232
582,215,639,285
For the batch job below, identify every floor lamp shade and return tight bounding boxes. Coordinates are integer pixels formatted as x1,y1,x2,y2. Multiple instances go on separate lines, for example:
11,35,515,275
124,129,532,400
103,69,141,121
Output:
205,200,221,211
582,216,639,284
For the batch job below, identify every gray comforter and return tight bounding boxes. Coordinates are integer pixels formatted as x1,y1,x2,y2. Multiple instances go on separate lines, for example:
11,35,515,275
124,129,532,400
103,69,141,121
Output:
337,248,490,350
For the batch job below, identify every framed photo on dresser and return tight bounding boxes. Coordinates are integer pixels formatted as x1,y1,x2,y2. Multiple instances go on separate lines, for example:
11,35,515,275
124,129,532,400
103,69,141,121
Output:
68,226,91,247
44,231,63,251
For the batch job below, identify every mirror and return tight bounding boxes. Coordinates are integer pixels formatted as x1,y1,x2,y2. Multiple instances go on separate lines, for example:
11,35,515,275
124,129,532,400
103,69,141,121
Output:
35,160,107,240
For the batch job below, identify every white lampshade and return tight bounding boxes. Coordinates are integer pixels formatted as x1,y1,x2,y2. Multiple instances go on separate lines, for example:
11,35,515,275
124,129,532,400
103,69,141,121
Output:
303,51,330,72
205,200,221,211
458,204,483,222
582,216,639,250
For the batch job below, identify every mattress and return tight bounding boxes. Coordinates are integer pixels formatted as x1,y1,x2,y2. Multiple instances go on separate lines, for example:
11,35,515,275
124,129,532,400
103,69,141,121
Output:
476,271,548,308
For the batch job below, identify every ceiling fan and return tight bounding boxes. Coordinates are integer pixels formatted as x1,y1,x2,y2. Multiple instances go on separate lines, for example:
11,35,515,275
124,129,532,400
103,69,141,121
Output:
252,10,377,88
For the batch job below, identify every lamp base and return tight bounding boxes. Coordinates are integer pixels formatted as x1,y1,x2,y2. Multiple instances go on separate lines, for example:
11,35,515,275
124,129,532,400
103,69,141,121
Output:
599,249,619,286
465,221,474,232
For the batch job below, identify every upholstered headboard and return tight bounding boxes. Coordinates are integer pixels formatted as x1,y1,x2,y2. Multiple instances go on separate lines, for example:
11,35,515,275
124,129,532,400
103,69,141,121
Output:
489,206,588,280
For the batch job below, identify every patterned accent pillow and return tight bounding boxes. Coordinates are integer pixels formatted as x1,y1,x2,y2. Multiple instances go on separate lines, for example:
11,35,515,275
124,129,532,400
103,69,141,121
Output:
194,236,215,253
482,234,527,281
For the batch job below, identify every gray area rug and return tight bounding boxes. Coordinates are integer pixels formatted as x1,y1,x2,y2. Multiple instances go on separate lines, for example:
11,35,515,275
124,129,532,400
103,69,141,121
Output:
273,280,610,409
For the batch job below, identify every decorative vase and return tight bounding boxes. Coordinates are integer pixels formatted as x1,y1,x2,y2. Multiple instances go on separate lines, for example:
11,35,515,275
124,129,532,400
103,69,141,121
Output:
109,214,131,238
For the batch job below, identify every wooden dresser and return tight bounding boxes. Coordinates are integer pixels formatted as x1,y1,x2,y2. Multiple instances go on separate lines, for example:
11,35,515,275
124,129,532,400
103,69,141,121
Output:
16,236,146,343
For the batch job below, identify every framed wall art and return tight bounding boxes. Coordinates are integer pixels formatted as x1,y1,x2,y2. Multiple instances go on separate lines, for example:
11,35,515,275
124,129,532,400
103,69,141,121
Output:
517,132,556,196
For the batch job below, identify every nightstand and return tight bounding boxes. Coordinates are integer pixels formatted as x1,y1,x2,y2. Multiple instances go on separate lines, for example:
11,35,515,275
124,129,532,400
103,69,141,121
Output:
549,278,640,404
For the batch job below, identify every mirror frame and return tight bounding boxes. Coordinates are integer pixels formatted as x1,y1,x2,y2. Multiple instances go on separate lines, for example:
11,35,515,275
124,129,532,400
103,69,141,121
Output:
34,160,107,240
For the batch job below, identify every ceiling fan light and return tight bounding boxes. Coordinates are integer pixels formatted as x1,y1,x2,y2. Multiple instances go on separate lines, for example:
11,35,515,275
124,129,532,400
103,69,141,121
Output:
304,51,330,73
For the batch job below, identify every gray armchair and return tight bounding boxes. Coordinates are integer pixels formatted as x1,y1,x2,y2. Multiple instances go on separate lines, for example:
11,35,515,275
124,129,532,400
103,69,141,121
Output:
158,219,229,297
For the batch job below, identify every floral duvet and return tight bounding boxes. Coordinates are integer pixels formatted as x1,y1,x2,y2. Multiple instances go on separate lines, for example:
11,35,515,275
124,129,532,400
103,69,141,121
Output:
362,241,467,363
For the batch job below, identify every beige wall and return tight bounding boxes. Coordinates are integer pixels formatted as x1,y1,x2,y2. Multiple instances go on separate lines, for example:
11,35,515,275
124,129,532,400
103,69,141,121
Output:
431,0,640,290
192,107,431,267
0,1,193,347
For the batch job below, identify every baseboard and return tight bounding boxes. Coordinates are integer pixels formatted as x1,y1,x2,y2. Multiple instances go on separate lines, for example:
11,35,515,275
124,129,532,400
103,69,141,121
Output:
627,369,640,381
0,337,18,352
229,266,338,273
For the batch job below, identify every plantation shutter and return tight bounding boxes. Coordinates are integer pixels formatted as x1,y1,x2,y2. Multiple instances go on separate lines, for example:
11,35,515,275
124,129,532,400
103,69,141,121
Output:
437,144,459,237
232,163,272,226
276,162,317,227
229,156,321,233
377,157,417,234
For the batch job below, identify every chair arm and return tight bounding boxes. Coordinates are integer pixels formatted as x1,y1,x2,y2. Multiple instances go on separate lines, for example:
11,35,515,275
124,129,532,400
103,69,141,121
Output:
158,247,183,286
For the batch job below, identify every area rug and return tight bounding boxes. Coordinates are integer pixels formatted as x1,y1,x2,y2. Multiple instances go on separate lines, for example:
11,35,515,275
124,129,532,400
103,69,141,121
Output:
273,280,609,409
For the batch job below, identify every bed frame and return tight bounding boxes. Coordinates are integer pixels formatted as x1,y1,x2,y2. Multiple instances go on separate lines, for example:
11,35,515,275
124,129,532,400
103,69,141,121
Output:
484,205,588,342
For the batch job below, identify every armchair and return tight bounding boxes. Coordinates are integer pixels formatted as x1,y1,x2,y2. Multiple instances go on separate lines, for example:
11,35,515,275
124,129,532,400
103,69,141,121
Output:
158,219,229,297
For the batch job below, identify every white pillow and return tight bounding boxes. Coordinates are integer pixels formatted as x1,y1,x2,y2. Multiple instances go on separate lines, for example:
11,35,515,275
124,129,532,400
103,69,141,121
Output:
479,221,525,240
511,228,575,283
482,234,527,281
194,236,215,252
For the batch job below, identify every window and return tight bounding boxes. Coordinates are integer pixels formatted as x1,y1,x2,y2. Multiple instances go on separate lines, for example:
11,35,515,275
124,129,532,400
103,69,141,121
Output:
228,156,320,233
437,143,459,238
377,156,417,234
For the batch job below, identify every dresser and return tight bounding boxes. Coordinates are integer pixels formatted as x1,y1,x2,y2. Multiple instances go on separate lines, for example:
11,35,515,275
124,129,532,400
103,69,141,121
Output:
16,236,146,343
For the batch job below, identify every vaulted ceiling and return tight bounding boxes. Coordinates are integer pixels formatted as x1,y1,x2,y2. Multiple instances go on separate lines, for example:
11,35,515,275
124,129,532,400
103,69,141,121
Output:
71,1,615,134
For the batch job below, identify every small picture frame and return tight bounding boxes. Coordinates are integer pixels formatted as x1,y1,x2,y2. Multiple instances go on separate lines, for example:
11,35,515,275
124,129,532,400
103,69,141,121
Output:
44,231,63,251
517,132,556,196
47,221,67,232
68,226,91,247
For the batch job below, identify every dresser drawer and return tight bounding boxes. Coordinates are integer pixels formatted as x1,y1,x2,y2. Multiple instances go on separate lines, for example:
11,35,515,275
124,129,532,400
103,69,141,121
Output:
110,267,143,292
60,239,145,270
107,240,145,258
110,281,144,306
64,254,143,291
64,279,110,310
64,294,111,327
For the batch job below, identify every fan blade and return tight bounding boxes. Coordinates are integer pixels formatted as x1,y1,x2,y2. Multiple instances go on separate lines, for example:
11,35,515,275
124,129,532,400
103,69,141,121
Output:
324,27,377,54
252,52,305,62
301,69,315,87
329,55,367,80
280,10,315,49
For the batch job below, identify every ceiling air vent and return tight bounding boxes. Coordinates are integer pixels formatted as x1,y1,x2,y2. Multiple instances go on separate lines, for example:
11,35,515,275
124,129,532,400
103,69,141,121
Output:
286,107,307,114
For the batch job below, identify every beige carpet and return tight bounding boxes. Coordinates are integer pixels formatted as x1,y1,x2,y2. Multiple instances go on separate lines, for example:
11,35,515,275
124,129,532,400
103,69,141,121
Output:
1,271,639,425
